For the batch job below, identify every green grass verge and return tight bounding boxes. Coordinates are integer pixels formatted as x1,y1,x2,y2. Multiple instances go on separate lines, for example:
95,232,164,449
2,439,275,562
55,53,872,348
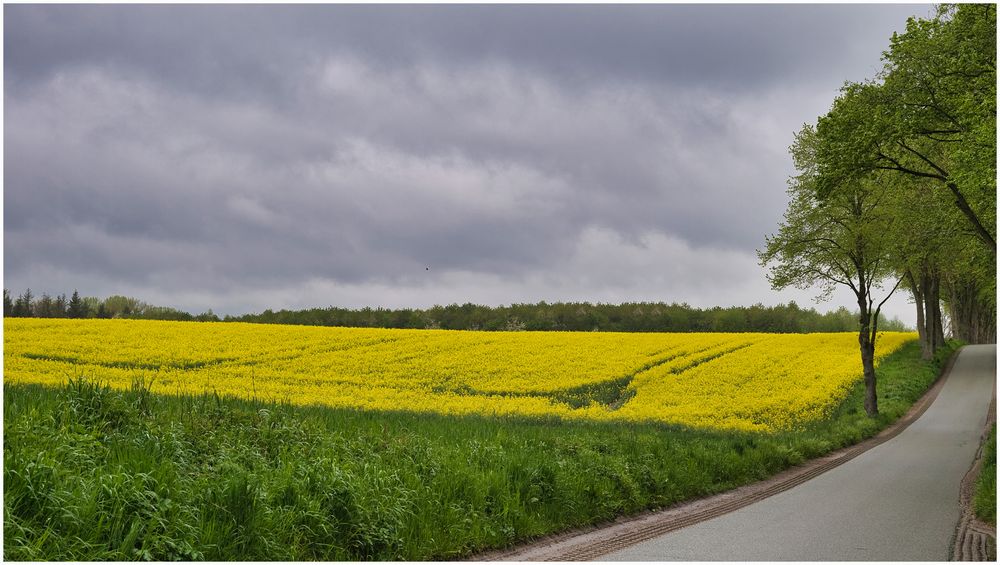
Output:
974,424,996,525
3,340,955,560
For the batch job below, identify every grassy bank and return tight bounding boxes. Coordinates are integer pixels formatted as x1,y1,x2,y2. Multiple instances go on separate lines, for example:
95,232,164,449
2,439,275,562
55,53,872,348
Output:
4,340,954,560
974,424,996,525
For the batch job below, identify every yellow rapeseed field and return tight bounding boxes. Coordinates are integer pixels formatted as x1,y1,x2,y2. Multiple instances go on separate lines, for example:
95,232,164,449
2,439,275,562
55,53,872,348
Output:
3,319,915,432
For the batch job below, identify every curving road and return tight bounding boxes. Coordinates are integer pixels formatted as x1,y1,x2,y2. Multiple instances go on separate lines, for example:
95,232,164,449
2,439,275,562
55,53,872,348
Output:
604,344,996,562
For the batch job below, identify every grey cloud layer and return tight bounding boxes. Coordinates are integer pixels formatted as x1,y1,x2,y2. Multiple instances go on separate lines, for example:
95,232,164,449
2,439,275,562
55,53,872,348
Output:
5,5,930,95
5,4,925,319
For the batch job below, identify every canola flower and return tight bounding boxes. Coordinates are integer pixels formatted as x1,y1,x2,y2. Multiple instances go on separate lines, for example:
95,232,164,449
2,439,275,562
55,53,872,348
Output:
4,318,916,432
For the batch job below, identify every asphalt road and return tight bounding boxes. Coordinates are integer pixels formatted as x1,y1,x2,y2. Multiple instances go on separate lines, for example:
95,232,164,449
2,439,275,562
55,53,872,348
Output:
604,344,997,562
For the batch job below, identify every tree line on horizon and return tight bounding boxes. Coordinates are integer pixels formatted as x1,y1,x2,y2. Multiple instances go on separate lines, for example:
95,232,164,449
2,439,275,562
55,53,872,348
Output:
3,288,909,334
3,289,221,322
230,301,911,333
760,4,995,417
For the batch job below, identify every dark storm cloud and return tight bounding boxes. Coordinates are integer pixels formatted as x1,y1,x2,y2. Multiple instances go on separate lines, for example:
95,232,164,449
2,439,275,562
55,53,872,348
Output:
5,4,930,95
4,4,927,320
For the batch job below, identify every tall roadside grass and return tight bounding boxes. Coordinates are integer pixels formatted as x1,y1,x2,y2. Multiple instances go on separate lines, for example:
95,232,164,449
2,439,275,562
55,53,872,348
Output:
4,340,955,560
974,424,996,525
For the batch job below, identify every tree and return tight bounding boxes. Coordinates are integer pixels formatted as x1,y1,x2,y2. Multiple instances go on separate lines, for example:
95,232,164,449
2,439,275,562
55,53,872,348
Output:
759,126,901,417
882,174,955,358
876,6,996,347
102,295,142,318
806,5,996,350
3,289,13,317
939,232,996,344
35,293,55,318
54,294,68,318
14,288,34,317
814,5,996,256
195,309,219,322
883,4,996,249
68,290,87,319
82,297,101,318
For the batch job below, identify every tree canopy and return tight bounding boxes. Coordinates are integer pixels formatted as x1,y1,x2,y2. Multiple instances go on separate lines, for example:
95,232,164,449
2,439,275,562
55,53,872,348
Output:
761,3,995,416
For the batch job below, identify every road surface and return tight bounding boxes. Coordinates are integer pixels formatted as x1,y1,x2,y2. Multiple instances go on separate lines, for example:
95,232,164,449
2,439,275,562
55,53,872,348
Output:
604,344,996,561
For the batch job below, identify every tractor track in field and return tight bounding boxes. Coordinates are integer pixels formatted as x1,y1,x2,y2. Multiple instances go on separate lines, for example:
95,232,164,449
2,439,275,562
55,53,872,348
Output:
471,347,963,562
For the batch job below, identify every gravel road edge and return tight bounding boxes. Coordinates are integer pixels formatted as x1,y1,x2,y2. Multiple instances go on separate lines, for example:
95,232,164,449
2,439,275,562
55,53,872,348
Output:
951,382,997,562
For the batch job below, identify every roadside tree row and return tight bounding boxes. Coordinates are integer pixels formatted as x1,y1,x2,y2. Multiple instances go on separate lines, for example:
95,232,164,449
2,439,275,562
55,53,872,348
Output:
761,4,996,416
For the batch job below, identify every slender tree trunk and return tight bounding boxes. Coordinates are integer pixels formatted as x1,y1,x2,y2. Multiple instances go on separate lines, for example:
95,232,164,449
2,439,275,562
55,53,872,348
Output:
977,296,997,344
921,269,945,353
931,276,946,347
857,295,878,417
921,270,935,352
979,300,997,344
860,337,877,416
907,269,931,360
947,277,974,343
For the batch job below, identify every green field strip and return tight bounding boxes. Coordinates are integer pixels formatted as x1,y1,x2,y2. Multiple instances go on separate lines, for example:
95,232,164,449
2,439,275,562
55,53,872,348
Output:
19,352,239,372
666,340,761,375
436,342,732,409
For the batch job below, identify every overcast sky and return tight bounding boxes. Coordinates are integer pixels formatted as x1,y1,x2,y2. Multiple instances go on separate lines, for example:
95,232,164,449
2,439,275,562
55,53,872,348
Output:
4,4,932,323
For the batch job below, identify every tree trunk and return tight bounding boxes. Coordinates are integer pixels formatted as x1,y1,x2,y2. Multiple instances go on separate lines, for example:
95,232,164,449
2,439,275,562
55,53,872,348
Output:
946,276,998,344
921,270,934,351
921,269,945,353
860,334,878,417
979,301,997,344
976,297,997,344
857,298,878,417
907,270,931,360
948,277,975,343
931,277,946,347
